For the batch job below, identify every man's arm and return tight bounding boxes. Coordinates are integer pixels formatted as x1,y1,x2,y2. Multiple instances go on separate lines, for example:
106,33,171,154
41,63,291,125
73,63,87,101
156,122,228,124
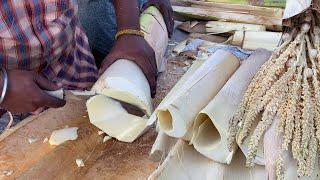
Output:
113,1,140,31
99,0,173,97
100,0,158,96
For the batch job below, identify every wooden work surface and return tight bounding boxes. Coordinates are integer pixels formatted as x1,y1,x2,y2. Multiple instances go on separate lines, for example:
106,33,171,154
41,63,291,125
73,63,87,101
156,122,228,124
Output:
0,94,159,180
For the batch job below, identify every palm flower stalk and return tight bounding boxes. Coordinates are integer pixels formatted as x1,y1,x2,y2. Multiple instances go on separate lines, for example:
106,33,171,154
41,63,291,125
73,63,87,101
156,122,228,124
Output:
228,10,320,179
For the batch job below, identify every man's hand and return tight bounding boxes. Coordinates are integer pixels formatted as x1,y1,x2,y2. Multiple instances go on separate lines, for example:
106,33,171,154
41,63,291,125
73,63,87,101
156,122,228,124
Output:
99,35,157,96
1,70,66,113
142,0,174,37
105,0,173,97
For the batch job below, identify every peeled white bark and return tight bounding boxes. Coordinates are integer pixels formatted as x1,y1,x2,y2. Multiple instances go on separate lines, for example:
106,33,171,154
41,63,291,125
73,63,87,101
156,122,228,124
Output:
264,116,319,179
149,60,205,160
87,7,168,142
264,116,281,179
141,6,169,72
157,50,240,139
147,60,204,126
191,49,271,164
148,140,266,180
149,130,177,162
86,95,148,142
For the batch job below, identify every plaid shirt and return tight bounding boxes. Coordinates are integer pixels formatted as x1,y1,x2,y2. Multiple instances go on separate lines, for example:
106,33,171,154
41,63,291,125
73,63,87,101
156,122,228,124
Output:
0,0,98,90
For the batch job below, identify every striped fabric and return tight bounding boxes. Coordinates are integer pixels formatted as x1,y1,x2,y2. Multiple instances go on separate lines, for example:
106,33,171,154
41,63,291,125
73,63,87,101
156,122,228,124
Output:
0,0,98,90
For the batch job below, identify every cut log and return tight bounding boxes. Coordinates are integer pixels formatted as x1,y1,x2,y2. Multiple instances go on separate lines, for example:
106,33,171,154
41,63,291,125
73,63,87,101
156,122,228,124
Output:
231,30,282,51
191,49,271,164
89,7,168,142
148,140,267,180
157,50,240,139
206,21,266,34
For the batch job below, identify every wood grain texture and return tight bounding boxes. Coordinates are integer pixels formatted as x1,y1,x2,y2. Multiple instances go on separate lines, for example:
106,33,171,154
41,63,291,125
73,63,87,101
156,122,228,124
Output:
0,94,87,178
0,94,158,179
172,6,283,27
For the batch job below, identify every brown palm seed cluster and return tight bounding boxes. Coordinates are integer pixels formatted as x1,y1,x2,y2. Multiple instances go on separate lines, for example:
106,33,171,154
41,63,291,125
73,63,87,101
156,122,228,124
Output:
228,12,320,179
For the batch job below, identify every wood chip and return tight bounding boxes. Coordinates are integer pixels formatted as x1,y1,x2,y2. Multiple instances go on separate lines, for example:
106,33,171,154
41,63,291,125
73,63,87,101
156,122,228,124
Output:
103,136,112,143
2,170,13,176
76,159,85,167
43,137,49,143
49,127,79,146
28,137,40,144
98,131,105,136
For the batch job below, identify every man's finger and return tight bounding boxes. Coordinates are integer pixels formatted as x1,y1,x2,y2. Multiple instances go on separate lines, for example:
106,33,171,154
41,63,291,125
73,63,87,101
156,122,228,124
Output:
35,74,61,91
31,107,46,115
41,93,66,108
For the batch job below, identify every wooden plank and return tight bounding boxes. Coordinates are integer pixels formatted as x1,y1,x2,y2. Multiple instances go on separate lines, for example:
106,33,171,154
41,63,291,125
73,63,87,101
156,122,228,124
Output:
172,6,283,27
0,94,158,179
195,0,286,8
179,0,284,18
189,33,228,44
18,127,158,180
0,94,88,178
177,21,207,33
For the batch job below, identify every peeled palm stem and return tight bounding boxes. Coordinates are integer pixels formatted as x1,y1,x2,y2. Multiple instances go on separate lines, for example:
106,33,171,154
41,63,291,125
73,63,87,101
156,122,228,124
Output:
157,50,240,139
191,49,271,164
228,10,320,179
87,6,168,142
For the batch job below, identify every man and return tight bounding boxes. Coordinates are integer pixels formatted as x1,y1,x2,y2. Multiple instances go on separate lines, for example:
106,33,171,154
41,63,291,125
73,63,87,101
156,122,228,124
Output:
0,0,173,114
